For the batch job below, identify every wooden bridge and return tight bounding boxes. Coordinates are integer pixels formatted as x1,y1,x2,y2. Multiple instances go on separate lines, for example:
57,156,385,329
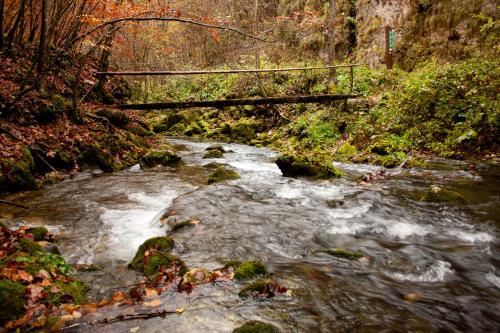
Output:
96,64,359,110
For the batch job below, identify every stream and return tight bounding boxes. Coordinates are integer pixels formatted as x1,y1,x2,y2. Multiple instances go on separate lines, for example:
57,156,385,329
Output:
2,138,499,332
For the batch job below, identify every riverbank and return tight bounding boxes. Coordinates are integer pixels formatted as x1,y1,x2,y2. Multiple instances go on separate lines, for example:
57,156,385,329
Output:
145,56,499,170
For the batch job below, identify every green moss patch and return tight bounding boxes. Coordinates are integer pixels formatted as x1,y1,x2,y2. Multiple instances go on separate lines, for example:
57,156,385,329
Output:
26,227,49,241
46,280,87,305
420,185,467,204
95,108,131,128
208,166,240,185
233,321,280,333
140,150,182,168
129,236,175,272
0,279,26,322
203,149,224,159
143,252,187,277
233,260,267,281
171,220,196,233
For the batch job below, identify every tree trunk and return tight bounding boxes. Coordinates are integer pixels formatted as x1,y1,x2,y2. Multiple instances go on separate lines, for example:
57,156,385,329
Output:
6,0,26,46
36,0,47,85
0,0,4,48
327,0,337,91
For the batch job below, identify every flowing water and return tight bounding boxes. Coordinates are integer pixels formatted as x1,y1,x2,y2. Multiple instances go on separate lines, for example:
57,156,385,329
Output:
2,138,499,332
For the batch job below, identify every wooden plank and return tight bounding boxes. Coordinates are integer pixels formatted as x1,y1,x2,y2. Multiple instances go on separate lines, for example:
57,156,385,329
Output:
119,94,356,110
97,64,360,76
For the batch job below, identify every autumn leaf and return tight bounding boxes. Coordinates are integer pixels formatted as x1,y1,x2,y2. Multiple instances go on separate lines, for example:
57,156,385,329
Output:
18,270,33,282
143,299,161,307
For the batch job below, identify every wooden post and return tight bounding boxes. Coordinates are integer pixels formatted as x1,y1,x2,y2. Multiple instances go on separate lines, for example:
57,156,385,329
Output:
327,0,337,91
349,65,354,94
385,26,393,70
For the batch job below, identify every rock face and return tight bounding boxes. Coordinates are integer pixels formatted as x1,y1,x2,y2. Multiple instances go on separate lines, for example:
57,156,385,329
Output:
275,155,341,179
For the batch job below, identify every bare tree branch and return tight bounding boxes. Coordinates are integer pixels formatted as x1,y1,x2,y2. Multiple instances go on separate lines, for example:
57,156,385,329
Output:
73,16,275,44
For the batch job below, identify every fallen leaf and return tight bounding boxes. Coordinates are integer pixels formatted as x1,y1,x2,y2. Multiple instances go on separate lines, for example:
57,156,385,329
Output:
176,307,185,314
50,286,61,293
145,288,158,297
130,327,140,333
40,279,51,287
18,270,33,282
112,291,125,302
143,299,161,307
72,311,82,319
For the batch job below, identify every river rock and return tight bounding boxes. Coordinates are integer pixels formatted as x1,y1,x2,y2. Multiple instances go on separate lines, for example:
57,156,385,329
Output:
208,166,240,184
129,236,175,272
233,260,267,281
37,241,61,255
140,150,183,168
203,149,224,159
316,248,364,260
420,185,466,204
206,144,226,153
275,154,341,179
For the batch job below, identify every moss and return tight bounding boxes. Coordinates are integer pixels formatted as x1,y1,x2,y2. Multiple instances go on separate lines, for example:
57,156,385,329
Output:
46,316,59,329
374,154,401,168
128,125,154,137
26,227,49,241
0,148,36,192
153,114,187,133
16,238,43,255
233,260,267,281
231,119,260,142
317,248,364,260
171,220,195,233
143,253,187,277
204,162,225,170
184,122,204,136
80,144,116,173
0,221,7,228
420,185,467,204
238,278,275,298
95,108,131,128
223,260,242,269
0,279,25,322
276,155,342,179
140,150,182,168
337,143,358,157
208,166,240,185
233,321,280,333
203,149,224,159
129,236,175,272
47,280,87,305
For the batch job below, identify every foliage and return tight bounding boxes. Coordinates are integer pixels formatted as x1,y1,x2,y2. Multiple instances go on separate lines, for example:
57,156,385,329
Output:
233,260,268,281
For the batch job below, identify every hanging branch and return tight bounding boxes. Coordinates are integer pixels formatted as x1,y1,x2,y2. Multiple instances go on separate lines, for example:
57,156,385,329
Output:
72,16,275,44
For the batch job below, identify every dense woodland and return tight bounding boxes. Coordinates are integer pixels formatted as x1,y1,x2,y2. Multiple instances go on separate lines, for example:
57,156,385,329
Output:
0,0,499,332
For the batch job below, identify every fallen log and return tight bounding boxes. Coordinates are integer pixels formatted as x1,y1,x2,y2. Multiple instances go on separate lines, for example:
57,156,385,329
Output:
119,94,357,110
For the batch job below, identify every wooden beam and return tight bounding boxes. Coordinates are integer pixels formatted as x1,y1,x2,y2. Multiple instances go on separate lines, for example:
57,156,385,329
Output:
119,94,356,110
97,64,359,77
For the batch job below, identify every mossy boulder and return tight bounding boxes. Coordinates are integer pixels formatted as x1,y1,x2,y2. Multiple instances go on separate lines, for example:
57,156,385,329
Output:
143,252,187,277
233,260,267,281
231,119,262,142
238,278,277,298
26,227,49,241
95,108,131,128
275,155,341,179
203,149,224,159
203,162,226,170
0,148,36,192
153,114,187,133
317,248,364,260
80,144,117,173
206,144,226,153
140,150,182,168
184,122,204,136
0,279,26,322
233,321,280,333
208,166,240,185
129,237,175,272
420,185,467,204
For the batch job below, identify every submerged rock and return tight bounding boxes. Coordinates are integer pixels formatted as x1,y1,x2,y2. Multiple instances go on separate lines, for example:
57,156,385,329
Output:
203,162,226,170
233,321,280,333
420,185,466,204
208,166,240,184
142,252,187,277
182,268,212,285
275,155,341,179
317,248,364,260
140,150,182,168
233,260,267,281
